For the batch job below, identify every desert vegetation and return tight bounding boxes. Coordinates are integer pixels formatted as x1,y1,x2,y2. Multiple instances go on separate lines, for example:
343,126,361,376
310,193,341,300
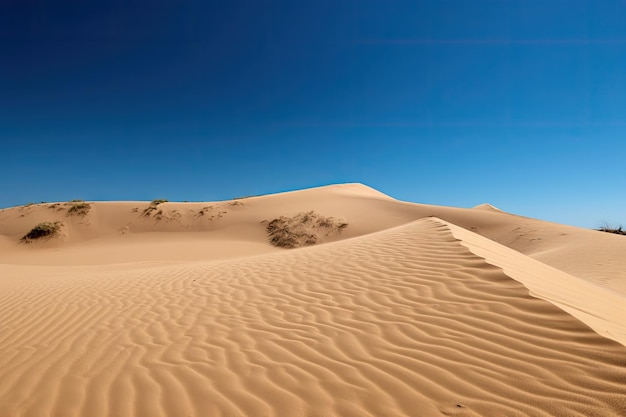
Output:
21,221,63,242
195,206,213,217
597,224,625,236
66,202,91,217
142,199,168,217
265,211,348,248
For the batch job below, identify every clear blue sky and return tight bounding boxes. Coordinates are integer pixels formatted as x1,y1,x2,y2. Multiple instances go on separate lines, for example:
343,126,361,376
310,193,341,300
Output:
1,0,625,228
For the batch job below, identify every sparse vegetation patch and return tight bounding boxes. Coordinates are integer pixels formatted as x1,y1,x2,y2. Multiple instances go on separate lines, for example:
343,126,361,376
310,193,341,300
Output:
141,199,167,217
265,211,348,249
597,224,626,236
21,221,63,242
142,205,157,217
66,202,91,217
194,206,213,218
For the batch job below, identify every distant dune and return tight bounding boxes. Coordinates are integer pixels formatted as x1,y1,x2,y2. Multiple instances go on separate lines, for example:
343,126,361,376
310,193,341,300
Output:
1,183,625,417
472,202,502,211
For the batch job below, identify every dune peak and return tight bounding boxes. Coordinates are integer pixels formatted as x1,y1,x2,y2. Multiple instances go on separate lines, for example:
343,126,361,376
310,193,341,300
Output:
289,182,394,199
472,203,502,212
2,184,626,417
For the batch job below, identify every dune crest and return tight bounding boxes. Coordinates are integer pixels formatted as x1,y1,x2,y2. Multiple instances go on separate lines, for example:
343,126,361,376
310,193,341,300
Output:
440,218,626,346
1,218,625,416
1,184,625,416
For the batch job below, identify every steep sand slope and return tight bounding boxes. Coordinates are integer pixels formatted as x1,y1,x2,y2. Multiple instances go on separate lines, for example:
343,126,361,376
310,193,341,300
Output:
1,218,625,417
441,218,626,346
461,208,626,296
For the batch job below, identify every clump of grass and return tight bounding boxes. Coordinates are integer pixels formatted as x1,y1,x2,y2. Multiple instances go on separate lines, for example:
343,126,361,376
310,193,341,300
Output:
265,211,348,248
597,224,625,236
21,221,63,242
66,202,91,217
142,199,168,217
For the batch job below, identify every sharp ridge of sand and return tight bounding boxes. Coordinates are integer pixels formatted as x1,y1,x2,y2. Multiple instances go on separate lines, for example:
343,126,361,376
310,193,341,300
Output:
436,217,626,347
1,218,625,416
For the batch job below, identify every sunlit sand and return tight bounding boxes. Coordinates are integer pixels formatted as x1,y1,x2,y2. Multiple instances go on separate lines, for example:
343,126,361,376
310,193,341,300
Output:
1,184,625,416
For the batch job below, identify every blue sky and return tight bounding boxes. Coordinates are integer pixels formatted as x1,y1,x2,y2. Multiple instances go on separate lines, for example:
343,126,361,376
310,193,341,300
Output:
1,0,625,228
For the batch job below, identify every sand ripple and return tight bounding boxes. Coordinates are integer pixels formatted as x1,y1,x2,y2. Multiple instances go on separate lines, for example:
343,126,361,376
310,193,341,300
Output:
1,218,625,416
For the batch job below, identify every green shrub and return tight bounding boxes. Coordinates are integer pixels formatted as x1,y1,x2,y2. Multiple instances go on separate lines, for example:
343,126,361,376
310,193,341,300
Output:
21,222,63,242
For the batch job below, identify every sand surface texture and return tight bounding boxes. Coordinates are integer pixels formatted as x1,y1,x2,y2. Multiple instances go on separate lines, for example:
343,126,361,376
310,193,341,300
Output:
1,184,625,416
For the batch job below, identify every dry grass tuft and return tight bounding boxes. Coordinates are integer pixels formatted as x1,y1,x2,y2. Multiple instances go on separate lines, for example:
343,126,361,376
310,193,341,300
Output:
266,211,348,248
66,202,91,217
21,221,63,242
597,224,625,236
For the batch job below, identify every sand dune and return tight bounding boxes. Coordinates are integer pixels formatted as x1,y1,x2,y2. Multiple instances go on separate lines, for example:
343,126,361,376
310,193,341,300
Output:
443,218,626,346
1,184,625,416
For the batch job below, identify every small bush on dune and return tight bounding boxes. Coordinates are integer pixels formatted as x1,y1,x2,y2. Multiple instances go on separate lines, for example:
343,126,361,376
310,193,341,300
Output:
266,211,348,249
597,224,625,236
66,202,91,217
21,221,63,242
151,199,168,205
